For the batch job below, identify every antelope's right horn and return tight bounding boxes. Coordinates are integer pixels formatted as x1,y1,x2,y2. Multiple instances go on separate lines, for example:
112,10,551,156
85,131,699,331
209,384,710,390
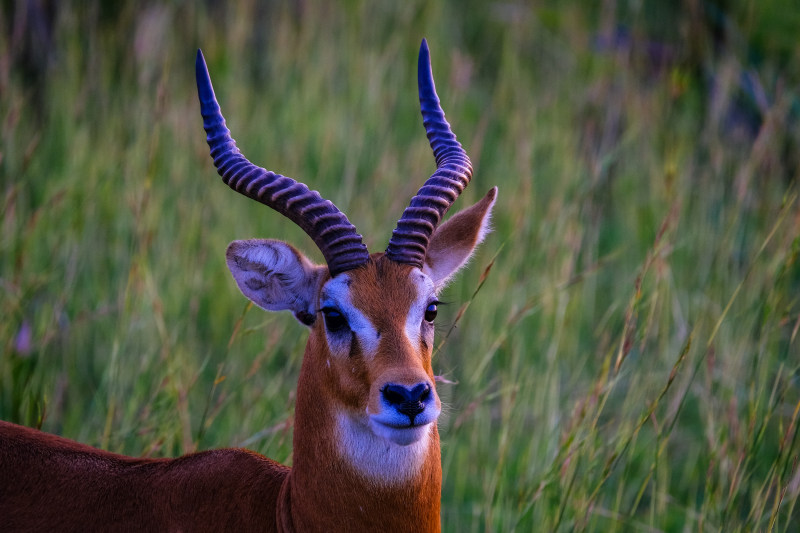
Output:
196,49,370,276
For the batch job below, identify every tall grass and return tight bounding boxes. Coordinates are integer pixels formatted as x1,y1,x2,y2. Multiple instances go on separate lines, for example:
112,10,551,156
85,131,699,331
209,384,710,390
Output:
1,1,799,530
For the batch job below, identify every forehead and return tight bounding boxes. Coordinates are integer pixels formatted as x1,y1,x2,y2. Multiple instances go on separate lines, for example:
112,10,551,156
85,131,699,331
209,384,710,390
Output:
322,257,435,319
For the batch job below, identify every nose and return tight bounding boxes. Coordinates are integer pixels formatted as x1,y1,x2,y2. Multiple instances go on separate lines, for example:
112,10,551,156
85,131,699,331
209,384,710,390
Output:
381,383,432,424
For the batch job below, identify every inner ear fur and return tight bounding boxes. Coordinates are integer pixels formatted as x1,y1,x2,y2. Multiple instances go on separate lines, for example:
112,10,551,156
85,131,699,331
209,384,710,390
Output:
424,187,497,288
226,239,326,326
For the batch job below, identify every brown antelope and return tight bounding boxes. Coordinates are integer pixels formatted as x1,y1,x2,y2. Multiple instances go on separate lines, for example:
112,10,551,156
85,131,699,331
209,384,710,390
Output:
0,40,497,532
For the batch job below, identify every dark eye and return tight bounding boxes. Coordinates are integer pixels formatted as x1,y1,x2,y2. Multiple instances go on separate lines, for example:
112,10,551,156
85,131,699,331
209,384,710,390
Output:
424,302,438,323
322,308,348,332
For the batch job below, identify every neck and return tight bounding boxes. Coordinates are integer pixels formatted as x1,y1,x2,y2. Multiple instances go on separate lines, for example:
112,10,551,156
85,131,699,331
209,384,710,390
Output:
277,343,442,532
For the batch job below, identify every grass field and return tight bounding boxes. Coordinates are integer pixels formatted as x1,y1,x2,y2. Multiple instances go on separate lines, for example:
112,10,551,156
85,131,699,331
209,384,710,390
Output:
2,1,799,530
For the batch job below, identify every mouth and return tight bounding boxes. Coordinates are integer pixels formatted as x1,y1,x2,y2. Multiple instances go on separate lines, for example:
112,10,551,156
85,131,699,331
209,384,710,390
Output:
369,417,431,446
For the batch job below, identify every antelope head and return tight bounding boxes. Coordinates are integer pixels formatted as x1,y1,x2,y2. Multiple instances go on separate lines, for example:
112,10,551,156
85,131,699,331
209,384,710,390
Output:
196,40,496,499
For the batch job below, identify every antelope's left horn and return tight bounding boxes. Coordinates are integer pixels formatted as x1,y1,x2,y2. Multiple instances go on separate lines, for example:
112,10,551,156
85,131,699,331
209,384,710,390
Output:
196,49,370,276
385,39,473,268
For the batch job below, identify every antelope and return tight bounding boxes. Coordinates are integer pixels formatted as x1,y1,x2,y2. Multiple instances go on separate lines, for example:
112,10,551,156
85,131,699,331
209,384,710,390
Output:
0,40,497,532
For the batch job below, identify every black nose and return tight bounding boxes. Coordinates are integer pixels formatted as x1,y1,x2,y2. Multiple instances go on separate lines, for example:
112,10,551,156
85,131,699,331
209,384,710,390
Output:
381,383,432,424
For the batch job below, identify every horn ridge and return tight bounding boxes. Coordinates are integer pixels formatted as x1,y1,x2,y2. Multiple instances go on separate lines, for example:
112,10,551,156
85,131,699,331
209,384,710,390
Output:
196,49,369,276
385,39,473,268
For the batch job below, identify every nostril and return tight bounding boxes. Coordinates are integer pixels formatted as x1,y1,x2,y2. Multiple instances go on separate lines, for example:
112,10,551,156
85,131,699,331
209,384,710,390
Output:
382,385,407,406
419,385,431,402
408,383,431,405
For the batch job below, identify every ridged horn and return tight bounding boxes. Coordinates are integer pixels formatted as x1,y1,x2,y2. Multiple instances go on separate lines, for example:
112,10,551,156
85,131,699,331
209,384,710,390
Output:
385,39,473,268
195,49,369,276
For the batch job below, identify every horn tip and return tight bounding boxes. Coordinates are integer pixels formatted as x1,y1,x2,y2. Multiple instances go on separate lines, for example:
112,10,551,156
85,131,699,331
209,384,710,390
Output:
196,49,214,102
419,39,430,64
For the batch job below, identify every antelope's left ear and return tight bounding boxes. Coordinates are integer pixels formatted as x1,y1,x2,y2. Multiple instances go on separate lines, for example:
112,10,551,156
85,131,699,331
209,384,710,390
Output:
424,187,497,289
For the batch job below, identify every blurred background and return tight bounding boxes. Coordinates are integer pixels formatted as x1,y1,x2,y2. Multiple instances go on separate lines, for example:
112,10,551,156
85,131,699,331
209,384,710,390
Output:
1,1,799,530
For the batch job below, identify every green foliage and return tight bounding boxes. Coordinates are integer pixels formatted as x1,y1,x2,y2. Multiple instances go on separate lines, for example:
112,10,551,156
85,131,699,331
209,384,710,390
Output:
1,1,799,530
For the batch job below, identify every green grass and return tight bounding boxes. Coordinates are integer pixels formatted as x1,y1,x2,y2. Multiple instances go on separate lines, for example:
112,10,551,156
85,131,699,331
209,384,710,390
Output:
2,1,799,531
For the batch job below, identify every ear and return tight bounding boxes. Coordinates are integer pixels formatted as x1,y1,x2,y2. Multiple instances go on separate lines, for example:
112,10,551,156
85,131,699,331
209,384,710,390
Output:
424,187,497,288
226,239,326,327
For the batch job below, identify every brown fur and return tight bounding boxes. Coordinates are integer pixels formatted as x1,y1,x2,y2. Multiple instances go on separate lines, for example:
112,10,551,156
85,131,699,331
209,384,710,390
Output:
0,189,496,532
0,420,287,532
285,257,441,531
0,258,440,533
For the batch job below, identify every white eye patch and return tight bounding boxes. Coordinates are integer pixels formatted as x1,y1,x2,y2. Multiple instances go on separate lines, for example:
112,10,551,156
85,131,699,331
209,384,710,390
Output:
405,271,436,346
321,275,380,356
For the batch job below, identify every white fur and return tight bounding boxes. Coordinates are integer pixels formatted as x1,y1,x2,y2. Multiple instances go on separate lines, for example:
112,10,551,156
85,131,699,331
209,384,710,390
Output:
321,274,380,356
405,271,436,347
336,411,431,486
474,199,494,246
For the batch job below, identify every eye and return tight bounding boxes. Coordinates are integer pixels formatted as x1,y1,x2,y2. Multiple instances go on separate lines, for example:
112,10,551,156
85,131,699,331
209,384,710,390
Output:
424,302,438,323
322,307,348,332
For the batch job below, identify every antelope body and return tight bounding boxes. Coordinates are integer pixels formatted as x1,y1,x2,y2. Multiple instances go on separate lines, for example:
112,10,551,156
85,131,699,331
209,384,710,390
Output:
0,40,497,532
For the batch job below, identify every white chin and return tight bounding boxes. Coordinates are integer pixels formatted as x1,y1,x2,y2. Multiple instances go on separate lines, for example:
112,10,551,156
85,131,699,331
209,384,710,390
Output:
370,420,430,446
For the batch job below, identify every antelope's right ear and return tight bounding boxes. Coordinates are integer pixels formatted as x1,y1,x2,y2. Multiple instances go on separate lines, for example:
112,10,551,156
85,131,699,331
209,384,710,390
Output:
226,240,326,327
